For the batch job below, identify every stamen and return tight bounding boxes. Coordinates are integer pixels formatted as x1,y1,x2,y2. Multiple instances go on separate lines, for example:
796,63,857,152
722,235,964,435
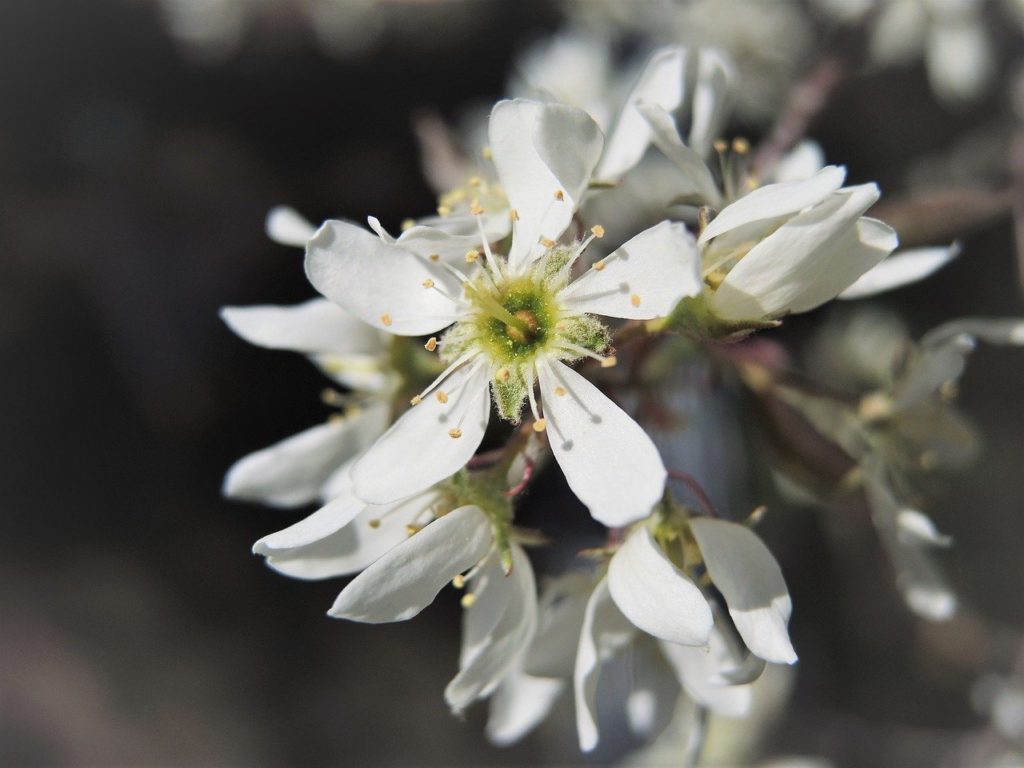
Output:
368,519,381,529
630,294,641,307
524,366,541,423
592,260,605,271
460,592,476,608
469,200,485,216
732,137,750,154
452,574,466,589
410,395,422,406
465,249,480,263
424,337,438,352
713,138,728,154
401,219,415,231
475,212,505,281
437,205,452,217
540,237,557,248
428,253,441,262
409,351,479,406
554,386,567,397
436,390,449,404
590,225,605,238
509,209,520,221
532,418,547,432
554,189,565,201
405,523,422,536
469,176,482,188
556,341,614,367
448,428,463,439
422,279,435,289
380,313,393,327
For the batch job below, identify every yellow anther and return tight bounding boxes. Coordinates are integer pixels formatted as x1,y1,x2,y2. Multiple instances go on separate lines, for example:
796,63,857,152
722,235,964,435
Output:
468,176,482,188
554,386,567,397
481,146,493,160
509,209,520,221
630,294,641,307
532,418,547,432
554,189,565,201
406,523,422,536
460,593,477,608
732,137,750,154
401,218,415,231
469,200,485,216
705,270,726,290
380,313,393,327
452,574,466,589
496,367,511,382
592,260,606,271
424,337,438,352
540,237,557,248
436,390,449,404
410,395,422,406
600,355,618,368
590,225,605,238
428,253,440,262
448,428,463,439
437,205,452,217
422,278,435,289
713,138,728,153
368,519,381,529
465,249,480,263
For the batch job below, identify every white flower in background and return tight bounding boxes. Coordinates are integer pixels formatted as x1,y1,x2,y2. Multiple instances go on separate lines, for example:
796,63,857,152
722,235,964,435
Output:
815,0,997,105
220,298,392,506
307,99,704,526
566,0,813,122
575,513,796,751
780,311,1024,619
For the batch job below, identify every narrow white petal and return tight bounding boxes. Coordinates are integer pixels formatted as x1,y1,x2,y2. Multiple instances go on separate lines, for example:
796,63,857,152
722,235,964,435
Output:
392,221,485,263
608,526,713,647
524,571,594,679
446,545,538,713
220,299,383,357
690,518,797,664
626,637,681,738
711,186,894,321
868,0,927,64
659,630,753,717
264,497,431,580
489,99,603,273
486,673,564,747
353,359,491,503
595,46,686,182
687,48,733,158
537,359,666,527
698,166,846,247
328,505,492,623
266,205,316,247
771,140,825,184
558,221,702,319
896,508,953,547
637,102,721,206
305,219,465,335
253,483,366,554
839,244,958,300
574,577,636,752
926,18,994,103
224,413,376,507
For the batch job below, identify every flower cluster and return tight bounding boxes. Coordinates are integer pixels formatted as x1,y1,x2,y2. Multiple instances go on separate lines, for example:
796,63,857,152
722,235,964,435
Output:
221,19,1024,763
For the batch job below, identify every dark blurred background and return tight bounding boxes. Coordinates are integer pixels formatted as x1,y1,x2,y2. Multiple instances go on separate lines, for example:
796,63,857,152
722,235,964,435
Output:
2,0,1024,765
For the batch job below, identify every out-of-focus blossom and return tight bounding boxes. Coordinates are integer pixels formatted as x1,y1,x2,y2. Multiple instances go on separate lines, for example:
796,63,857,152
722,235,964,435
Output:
307,99,702,526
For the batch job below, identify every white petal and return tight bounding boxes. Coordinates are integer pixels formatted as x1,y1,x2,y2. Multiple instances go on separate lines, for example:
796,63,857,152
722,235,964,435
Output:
869,0,927,64
352,359,491,503
489,99,603,273
698,165,846,247
558,221,702,319
224,412,377,507
574,576,636,752
689,518,797,664
608,526,713,647
637,102,721,206
266,205,316,247
626,637,681,738
305,219,465,335
263,497,429,580
328,505,492,623
524,571,594,679
711,187,894,321
838,244,958,300
926,18,994,103
446,545,538,713
486,673,564,747
687,48,733,158
253,482,366,554
220,299,383,357
771,140,825,184
595,46,686,183
659,630,753,717
375,218,485,264
537,359,666,527
896,508,953,547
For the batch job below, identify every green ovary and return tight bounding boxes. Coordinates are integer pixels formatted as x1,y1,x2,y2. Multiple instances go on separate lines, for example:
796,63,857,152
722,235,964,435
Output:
475,278,559,364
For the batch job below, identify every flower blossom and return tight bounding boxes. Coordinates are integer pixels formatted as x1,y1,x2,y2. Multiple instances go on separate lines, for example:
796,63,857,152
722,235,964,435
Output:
306,99,704,526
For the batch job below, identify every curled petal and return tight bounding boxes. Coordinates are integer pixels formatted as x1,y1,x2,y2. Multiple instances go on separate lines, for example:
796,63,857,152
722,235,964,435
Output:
838,244,958,300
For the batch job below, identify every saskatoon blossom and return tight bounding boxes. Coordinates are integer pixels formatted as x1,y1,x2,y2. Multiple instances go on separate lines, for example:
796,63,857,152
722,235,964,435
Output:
305,98,704,526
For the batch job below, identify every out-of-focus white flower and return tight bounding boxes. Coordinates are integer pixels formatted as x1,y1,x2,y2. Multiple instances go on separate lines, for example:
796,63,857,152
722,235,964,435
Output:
815,0,997,104
220,298,392,506
575,512,795,752
307,99,704,526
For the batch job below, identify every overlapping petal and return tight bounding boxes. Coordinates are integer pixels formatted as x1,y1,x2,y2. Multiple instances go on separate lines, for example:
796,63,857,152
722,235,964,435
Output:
220,299,383,357
839,244,958,300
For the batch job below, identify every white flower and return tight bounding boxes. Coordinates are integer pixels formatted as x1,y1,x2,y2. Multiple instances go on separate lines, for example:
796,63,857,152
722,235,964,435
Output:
306,99,704,526
575,515,796,751
220,298,392,506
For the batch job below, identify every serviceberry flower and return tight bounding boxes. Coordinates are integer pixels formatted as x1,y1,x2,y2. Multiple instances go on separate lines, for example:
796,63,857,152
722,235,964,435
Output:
306,99,703,526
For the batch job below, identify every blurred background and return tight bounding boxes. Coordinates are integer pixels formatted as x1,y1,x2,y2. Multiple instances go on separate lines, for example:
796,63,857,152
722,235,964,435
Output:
2,0,1024,765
